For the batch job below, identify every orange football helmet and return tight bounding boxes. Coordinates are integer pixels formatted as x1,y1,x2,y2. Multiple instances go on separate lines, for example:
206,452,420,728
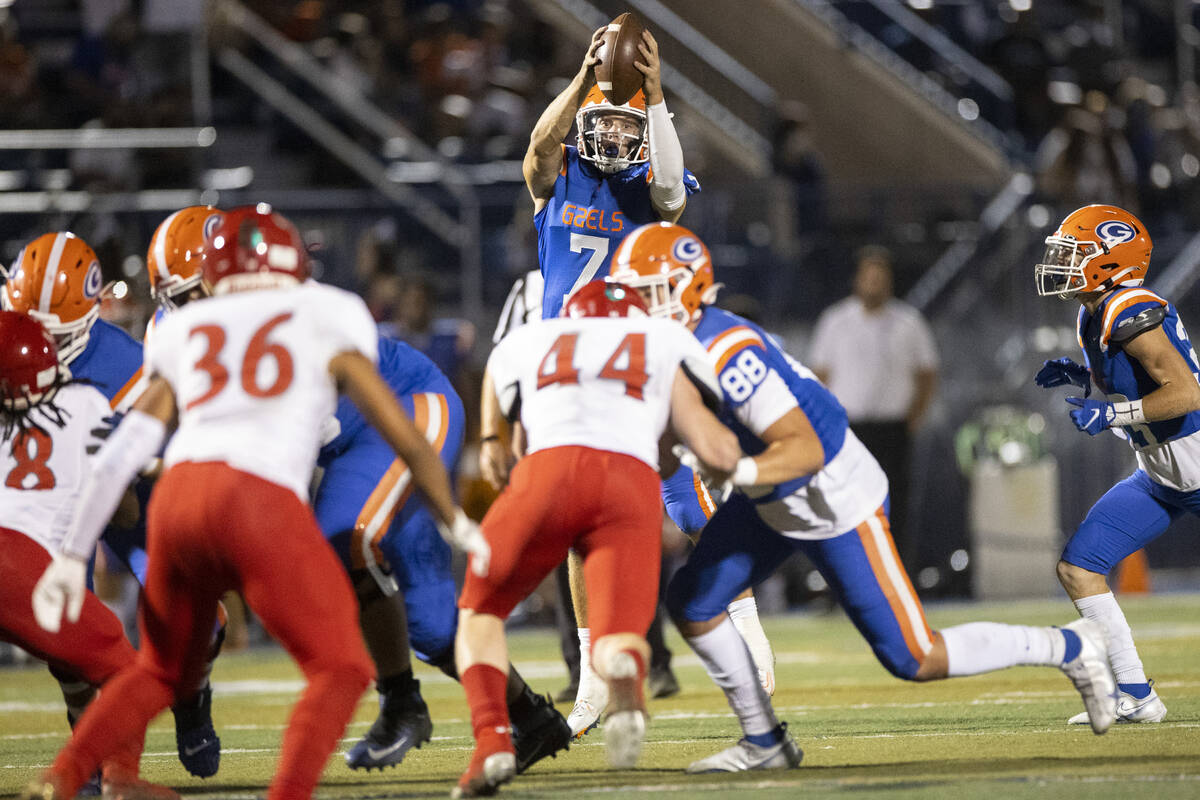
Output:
1,232,103,364
608,222,720,323
576,85,648,174
146,205,224,309
1036,205,1153,298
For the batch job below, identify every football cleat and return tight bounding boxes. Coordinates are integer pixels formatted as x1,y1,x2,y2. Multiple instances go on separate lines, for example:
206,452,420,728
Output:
1068,683,1166,725
172,684,220,778
79,773,102,797
566,677,608,739
685,724,804,774
510,692,571,774
345,687,433,770
603,650,648,769
451,750,516,799
647,665,680,700
1058,618,1119,735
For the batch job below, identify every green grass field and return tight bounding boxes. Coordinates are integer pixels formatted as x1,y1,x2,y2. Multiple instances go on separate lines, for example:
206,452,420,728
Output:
3,594,1199,799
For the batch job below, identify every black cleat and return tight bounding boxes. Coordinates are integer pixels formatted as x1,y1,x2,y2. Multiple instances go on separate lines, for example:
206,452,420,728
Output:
648,666,680,699
173,684,220,778
511,692,571,774
345,686,433,770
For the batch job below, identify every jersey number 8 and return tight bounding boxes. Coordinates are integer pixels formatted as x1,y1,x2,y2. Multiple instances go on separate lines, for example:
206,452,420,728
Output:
720,349,767,403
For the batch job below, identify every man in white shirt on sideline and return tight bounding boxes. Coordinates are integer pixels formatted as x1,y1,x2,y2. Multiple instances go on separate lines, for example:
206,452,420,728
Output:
808,246,938,572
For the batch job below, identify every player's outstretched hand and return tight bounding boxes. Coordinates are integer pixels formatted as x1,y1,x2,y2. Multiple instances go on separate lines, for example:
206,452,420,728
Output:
439,509,492,578
634,29,664,105
672,444,733,503
1036,357,1091,397
32,554,87,633
1066,396,1114,436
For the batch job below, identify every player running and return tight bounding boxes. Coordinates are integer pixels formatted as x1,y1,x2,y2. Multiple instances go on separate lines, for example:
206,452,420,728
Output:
24,205,488,800
610,222,1120,773
1034,204,1195,726
454,280,742,797
3,228,222,778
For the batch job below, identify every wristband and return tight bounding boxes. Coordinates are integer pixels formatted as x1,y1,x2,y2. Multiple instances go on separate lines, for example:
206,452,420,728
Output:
1110,399,1146,426
730,456,759,487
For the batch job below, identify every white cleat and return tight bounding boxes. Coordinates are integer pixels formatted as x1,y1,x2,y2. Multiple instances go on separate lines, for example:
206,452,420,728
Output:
685,725,803,774
1058,618,1119,735
567,681,608,739
1068,685,1167,725
604,650,647,769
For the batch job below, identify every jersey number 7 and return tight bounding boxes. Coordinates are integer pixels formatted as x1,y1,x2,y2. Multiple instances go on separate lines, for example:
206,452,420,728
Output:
537,332,648,399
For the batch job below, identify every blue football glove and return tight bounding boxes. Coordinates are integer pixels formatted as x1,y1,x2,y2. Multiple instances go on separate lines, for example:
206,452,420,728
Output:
1035,357,1091,397
1066,396,1115,436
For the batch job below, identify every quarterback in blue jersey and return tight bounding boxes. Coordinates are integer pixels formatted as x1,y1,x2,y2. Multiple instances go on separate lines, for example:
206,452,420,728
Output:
1034,204,1196,726
2,228,221,780
523,25,699,320
612,222,1121,772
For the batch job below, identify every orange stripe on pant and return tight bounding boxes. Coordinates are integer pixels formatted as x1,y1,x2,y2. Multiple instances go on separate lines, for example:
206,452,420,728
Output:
350,393,450,570
855,507,933,664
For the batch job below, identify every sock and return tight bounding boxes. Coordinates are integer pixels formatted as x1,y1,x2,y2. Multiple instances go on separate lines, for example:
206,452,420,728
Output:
377,668,421,703
462,664,513,755
1119,681,1152,699
1074,592,1148,685
577,627,597,694
745,724,785,748
687,617,778,736
727,596,774,677
941,622,1067,676
506,674,540,723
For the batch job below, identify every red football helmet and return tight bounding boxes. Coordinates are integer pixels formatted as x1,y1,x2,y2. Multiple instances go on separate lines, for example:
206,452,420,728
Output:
0,310,64,413
576,85,648,174
608,222,720,323
1,232,103,365
147,205,224,308
1036,205,1153,298
562,280,649,319
202,204,308,295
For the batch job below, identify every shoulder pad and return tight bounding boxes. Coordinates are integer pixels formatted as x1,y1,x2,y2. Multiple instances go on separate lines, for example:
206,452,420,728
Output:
1110,305,1166,343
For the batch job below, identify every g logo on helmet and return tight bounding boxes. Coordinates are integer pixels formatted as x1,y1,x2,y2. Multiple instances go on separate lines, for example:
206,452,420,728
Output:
672,236,703,264
83,260,103,299
203,212,223,242
1096,220,1136,247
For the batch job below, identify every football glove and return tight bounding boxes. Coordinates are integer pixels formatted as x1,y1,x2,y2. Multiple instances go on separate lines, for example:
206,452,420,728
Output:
438,509,491,578
1035,357,1092,397
32,554,88,633
1066,396,1115,436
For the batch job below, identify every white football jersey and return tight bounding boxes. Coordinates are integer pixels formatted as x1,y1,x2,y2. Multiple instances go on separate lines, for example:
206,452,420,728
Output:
487,316,720,470
146,282,378,501
0,384,112,552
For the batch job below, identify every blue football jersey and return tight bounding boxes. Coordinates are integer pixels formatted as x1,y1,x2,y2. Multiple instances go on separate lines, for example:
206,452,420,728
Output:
319,335,456,462
535,144,699,319
1078,286,1200,447
662,307,851,531
71,318,145,410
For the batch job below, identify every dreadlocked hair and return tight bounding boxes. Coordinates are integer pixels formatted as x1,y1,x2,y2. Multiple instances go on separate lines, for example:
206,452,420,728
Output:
0,373,79,442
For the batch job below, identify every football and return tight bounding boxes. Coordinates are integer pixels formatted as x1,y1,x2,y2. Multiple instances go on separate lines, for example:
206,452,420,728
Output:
594,12,646,106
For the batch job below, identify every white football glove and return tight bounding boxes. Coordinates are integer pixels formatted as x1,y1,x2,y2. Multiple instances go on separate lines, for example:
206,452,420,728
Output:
439,509,492,578
672,444,759,502
32,554,88,633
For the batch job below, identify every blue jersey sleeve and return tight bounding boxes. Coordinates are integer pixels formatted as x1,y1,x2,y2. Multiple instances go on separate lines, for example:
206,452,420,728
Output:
662,465,718,535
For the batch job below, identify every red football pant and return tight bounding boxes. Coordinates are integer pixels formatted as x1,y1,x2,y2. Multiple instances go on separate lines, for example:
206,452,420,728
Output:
52,462,373,800
0,527,142,776
460,446,663,641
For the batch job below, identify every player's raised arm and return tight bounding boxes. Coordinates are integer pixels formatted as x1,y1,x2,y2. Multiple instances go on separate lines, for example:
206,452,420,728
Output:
523,27,606,208
635,30,687,223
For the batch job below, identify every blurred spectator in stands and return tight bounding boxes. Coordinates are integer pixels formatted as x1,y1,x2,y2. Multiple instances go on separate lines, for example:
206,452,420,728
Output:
767,100,828,317
985,12,1053,150
808,246,938,573
0,16,44,131
1035,89,1139,214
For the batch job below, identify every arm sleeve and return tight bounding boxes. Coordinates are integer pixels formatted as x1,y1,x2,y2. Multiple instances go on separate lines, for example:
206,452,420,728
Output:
59,409,167,560
646,101,686,212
